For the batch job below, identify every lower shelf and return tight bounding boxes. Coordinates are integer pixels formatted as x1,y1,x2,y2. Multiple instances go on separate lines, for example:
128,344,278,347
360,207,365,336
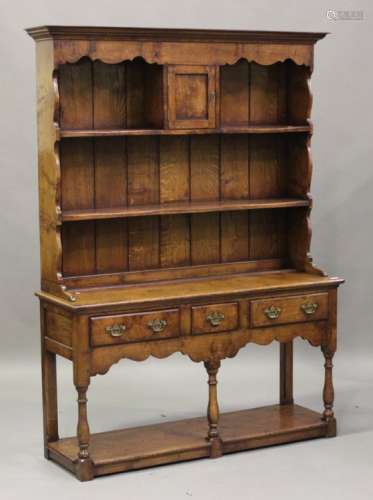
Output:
48,404,330,479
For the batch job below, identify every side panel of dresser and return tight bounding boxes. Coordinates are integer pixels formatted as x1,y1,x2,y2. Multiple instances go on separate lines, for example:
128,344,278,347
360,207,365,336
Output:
35,41,63,295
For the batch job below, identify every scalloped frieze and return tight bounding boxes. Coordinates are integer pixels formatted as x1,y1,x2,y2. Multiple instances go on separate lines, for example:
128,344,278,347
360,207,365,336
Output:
52,68,63,283
301,136,326,276
90,323,325,376
300,76,326,276
53,40,313,67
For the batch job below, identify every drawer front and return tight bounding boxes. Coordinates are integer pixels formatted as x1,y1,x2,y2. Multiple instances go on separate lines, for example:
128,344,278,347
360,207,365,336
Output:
192,302,238,335
91,309,180,346
250,293,328,328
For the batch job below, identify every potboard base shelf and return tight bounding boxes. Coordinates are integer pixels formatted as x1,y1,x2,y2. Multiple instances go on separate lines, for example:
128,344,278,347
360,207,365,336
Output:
48,404,331,480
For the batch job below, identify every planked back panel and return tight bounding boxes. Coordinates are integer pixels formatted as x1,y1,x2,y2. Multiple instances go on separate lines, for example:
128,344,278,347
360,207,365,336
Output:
59,57,164,130
59,58,309,130
220,59,310,126
60,133,307,277
58,58,309,280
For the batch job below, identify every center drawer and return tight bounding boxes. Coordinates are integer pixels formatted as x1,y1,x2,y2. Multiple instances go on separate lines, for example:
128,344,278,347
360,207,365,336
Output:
90,309,180,346
192,302,239,335
250,293,328,328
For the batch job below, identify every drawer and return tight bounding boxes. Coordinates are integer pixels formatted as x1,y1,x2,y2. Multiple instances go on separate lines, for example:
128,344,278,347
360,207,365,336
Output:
192,302,238,335
91,309,180,346
250,293,328,328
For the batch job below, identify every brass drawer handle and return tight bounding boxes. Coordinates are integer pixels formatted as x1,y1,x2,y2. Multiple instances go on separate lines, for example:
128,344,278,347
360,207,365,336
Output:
301,303,319,315
105,324,126,337
206,311,225,327
148,319,167,333
264,306,282,320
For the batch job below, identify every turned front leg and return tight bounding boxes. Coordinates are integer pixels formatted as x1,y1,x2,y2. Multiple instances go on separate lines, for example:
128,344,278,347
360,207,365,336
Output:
73,315,94,480
321,289,337,437
204,360,223,458
322,347,336,436
77,386,90,460
74,384,93,480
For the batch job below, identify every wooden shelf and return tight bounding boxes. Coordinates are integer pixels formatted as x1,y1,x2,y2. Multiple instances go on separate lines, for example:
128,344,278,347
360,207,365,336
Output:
59,124,311,138
62,198,309,222
48,404,328,477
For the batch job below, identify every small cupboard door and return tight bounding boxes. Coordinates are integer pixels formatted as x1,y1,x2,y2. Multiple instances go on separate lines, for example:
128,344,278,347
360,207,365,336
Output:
167,65,217,129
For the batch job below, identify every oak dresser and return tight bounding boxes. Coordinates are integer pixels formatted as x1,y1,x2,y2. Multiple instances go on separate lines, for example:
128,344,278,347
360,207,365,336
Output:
27,26,344,481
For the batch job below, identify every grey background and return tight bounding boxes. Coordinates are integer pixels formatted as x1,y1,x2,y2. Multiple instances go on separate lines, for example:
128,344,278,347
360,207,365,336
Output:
0,0,372,498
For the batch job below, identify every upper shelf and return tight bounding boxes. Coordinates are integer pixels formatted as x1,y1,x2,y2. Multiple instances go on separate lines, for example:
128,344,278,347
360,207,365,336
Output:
61,198,310,222
59,125,311,138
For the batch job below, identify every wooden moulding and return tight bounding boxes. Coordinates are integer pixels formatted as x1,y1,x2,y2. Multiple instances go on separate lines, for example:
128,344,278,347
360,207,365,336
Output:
26,27,327,68
48,404,329,479
26,26,327,43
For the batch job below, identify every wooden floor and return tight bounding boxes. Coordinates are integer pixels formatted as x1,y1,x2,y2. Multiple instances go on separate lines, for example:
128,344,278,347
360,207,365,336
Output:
48,404,329,477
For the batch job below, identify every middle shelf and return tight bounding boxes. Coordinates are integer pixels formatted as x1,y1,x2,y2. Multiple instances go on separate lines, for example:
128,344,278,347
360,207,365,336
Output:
59,125,311,138
61,198,310,222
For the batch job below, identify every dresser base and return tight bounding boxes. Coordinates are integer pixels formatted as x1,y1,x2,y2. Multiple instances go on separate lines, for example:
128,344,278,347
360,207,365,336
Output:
47,404,333,480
